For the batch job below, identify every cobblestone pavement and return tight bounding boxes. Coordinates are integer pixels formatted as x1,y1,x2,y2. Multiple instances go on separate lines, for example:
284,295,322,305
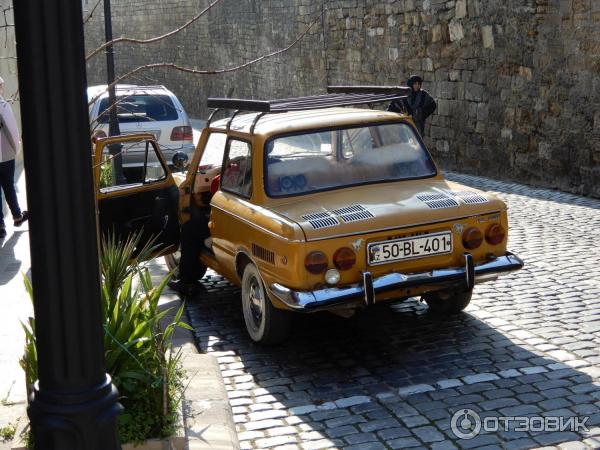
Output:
185,172,600,450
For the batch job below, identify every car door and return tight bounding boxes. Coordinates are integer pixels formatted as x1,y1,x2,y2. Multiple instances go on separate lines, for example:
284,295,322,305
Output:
93,134,180,258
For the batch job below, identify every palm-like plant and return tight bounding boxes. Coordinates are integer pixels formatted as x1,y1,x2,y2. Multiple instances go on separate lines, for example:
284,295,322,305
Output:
20,231,191,444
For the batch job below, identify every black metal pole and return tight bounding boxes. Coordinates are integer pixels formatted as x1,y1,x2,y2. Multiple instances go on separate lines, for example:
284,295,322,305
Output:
103,0,126,183
12,1,122,449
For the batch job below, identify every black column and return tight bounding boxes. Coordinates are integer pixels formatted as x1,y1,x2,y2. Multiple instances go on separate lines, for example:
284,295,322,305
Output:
103,0,125,183
12,1,122,449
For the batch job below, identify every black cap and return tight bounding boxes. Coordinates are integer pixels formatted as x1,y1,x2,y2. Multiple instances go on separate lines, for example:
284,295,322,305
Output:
407,75,423,87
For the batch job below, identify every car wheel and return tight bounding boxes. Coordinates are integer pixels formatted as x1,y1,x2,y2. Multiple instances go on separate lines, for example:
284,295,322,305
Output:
164,249,207,281
164,250,180,276
241,263,291,344
423,290,472,314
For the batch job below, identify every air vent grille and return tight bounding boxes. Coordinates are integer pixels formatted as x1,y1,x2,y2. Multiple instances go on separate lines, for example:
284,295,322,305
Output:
252,244,275,265
332,204,375,223
451,191,488,204
416,193,459,209
302,211,340,229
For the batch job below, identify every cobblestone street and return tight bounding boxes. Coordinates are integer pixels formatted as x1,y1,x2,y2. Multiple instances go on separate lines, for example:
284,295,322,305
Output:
185,172,600,450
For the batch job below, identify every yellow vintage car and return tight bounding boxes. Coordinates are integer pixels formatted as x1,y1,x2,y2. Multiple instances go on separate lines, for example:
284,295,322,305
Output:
94,87,523,344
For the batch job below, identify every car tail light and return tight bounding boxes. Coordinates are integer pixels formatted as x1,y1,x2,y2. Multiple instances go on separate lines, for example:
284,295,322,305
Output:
198,164,213,171
485,223,506,245
304,251,328,274
462,227,483,249
333,247,356,270
170,125,193,141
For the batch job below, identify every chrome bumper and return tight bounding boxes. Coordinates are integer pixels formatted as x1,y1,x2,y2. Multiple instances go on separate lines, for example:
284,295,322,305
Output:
270,252,524,312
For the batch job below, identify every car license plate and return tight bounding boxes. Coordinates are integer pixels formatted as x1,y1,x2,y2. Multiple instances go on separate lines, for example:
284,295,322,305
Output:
368,231,453,265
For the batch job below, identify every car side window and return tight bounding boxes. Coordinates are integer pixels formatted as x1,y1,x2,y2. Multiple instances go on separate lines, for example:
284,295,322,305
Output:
221,139,252,198
199,132,227,168
99,140,166,192
144,141,167,183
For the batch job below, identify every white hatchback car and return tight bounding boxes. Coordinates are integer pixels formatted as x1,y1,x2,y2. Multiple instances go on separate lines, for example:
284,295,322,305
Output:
88,84,195,170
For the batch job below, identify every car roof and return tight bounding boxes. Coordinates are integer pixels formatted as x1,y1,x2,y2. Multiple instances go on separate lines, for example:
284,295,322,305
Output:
87,84,173,101
210,107,408,137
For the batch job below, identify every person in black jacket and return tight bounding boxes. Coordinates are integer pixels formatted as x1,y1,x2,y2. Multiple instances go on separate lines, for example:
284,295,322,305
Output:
388,75,436,135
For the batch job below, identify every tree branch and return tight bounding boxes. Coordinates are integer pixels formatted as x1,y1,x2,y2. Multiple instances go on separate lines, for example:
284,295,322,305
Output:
88,8,325,106
83,0,103,25
86,0,223,61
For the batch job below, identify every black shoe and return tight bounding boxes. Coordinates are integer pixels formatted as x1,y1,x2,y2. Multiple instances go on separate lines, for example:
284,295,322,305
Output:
0,227,6,239
14,211,29,227
168,279,202,297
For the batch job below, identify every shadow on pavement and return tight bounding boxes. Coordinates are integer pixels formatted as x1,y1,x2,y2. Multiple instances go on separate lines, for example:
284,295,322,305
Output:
0,230,26,286
184,273,600,449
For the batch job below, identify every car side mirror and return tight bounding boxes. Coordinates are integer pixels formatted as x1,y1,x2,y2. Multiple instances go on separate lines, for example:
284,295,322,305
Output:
172,151,188,171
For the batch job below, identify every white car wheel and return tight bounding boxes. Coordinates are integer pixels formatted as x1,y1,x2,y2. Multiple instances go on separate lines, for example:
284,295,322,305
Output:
241,263,290,344
164,249,180,277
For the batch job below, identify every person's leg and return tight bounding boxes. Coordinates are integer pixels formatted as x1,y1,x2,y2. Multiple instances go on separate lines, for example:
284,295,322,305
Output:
0,160,22,218
169,215,206,295
0,160,28,226
0,161,7,237
178,219,202,284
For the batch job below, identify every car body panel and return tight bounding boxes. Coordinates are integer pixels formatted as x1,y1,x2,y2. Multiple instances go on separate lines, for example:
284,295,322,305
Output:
265,179,505,241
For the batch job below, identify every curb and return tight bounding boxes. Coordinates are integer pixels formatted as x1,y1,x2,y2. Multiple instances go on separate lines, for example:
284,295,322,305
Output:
167,303,240,450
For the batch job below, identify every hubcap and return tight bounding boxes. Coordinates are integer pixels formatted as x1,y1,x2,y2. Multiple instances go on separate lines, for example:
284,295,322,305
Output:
247,277,263,329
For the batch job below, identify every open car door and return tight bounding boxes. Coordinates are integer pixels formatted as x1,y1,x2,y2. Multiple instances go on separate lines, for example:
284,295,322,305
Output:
93,134,180,259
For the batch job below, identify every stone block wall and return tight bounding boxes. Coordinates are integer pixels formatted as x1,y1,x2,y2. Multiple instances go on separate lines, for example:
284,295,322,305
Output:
84,0,600,197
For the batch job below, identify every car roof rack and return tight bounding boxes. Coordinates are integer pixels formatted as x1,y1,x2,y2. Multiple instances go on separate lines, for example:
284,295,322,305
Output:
205,85,411,133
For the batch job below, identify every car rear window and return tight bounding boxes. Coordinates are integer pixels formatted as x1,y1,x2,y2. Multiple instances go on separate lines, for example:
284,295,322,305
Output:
96,94,179,123
265,122,436,197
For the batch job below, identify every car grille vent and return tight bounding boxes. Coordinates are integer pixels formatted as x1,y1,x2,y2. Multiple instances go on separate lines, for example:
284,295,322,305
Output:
302,211,340,229
451,191,489,204
252,244,275,265
332,204,375,223
416,193,460,209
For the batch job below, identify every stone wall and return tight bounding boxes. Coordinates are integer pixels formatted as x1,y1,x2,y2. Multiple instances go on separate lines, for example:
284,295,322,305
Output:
84,0,600,197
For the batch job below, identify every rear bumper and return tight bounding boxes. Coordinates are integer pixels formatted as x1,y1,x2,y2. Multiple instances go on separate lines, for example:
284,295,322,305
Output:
270,252,524,312
123,142,195,168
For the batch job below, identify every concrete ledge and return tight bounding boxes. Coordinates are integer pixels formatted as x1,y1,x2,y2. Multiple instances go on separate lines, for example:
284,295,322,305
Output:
164,295,239,450
181,353,240,450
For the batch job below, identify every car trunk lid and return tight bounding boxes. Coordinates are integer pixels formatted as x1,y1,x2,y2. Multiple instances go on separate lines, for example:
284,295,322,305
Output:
267,179,505,241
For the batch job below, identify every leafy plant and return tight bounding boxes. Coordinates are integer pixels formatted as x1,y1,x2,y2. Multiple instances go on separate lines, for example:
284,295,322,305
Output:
20,277,37,399
99,154,115,188
0,421,17,442
20,231,191,445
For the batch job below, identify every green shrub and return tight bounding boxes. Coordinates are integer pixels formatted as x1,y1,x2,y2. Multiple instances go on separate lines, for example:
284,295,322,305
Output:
99,154,115,188
20,231,191,445
0,421,17,443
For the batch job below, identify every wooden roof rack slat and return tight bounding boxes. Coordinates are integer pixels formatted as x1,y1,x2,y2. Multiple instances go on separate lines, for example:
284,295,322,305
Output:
206,86,411,132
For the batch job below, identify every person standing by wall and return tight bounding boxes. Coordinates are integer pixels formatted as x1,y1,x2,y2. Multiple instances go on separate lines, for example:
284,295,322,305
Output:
0,76,27,239
388,74,437,135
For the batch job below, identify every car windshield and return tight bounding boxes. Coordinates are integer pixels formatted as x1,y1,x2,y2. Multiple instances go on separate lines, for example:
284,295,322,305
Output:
97,94,178,123
265,122,436,197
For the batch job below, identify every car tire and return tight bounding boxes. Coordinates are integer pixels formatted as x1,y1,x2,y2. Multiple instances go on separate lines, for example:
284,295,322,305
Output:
241,263,291,344
164,249,207,281
423,290,472,314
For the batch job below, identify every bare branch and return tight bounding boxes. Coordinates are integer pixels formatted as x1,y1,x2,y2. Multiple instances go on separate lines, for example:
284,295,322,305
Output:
88,8,325,106
86,0,223,61
83,0,103,25
2,5,14,47
8,88,19,104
